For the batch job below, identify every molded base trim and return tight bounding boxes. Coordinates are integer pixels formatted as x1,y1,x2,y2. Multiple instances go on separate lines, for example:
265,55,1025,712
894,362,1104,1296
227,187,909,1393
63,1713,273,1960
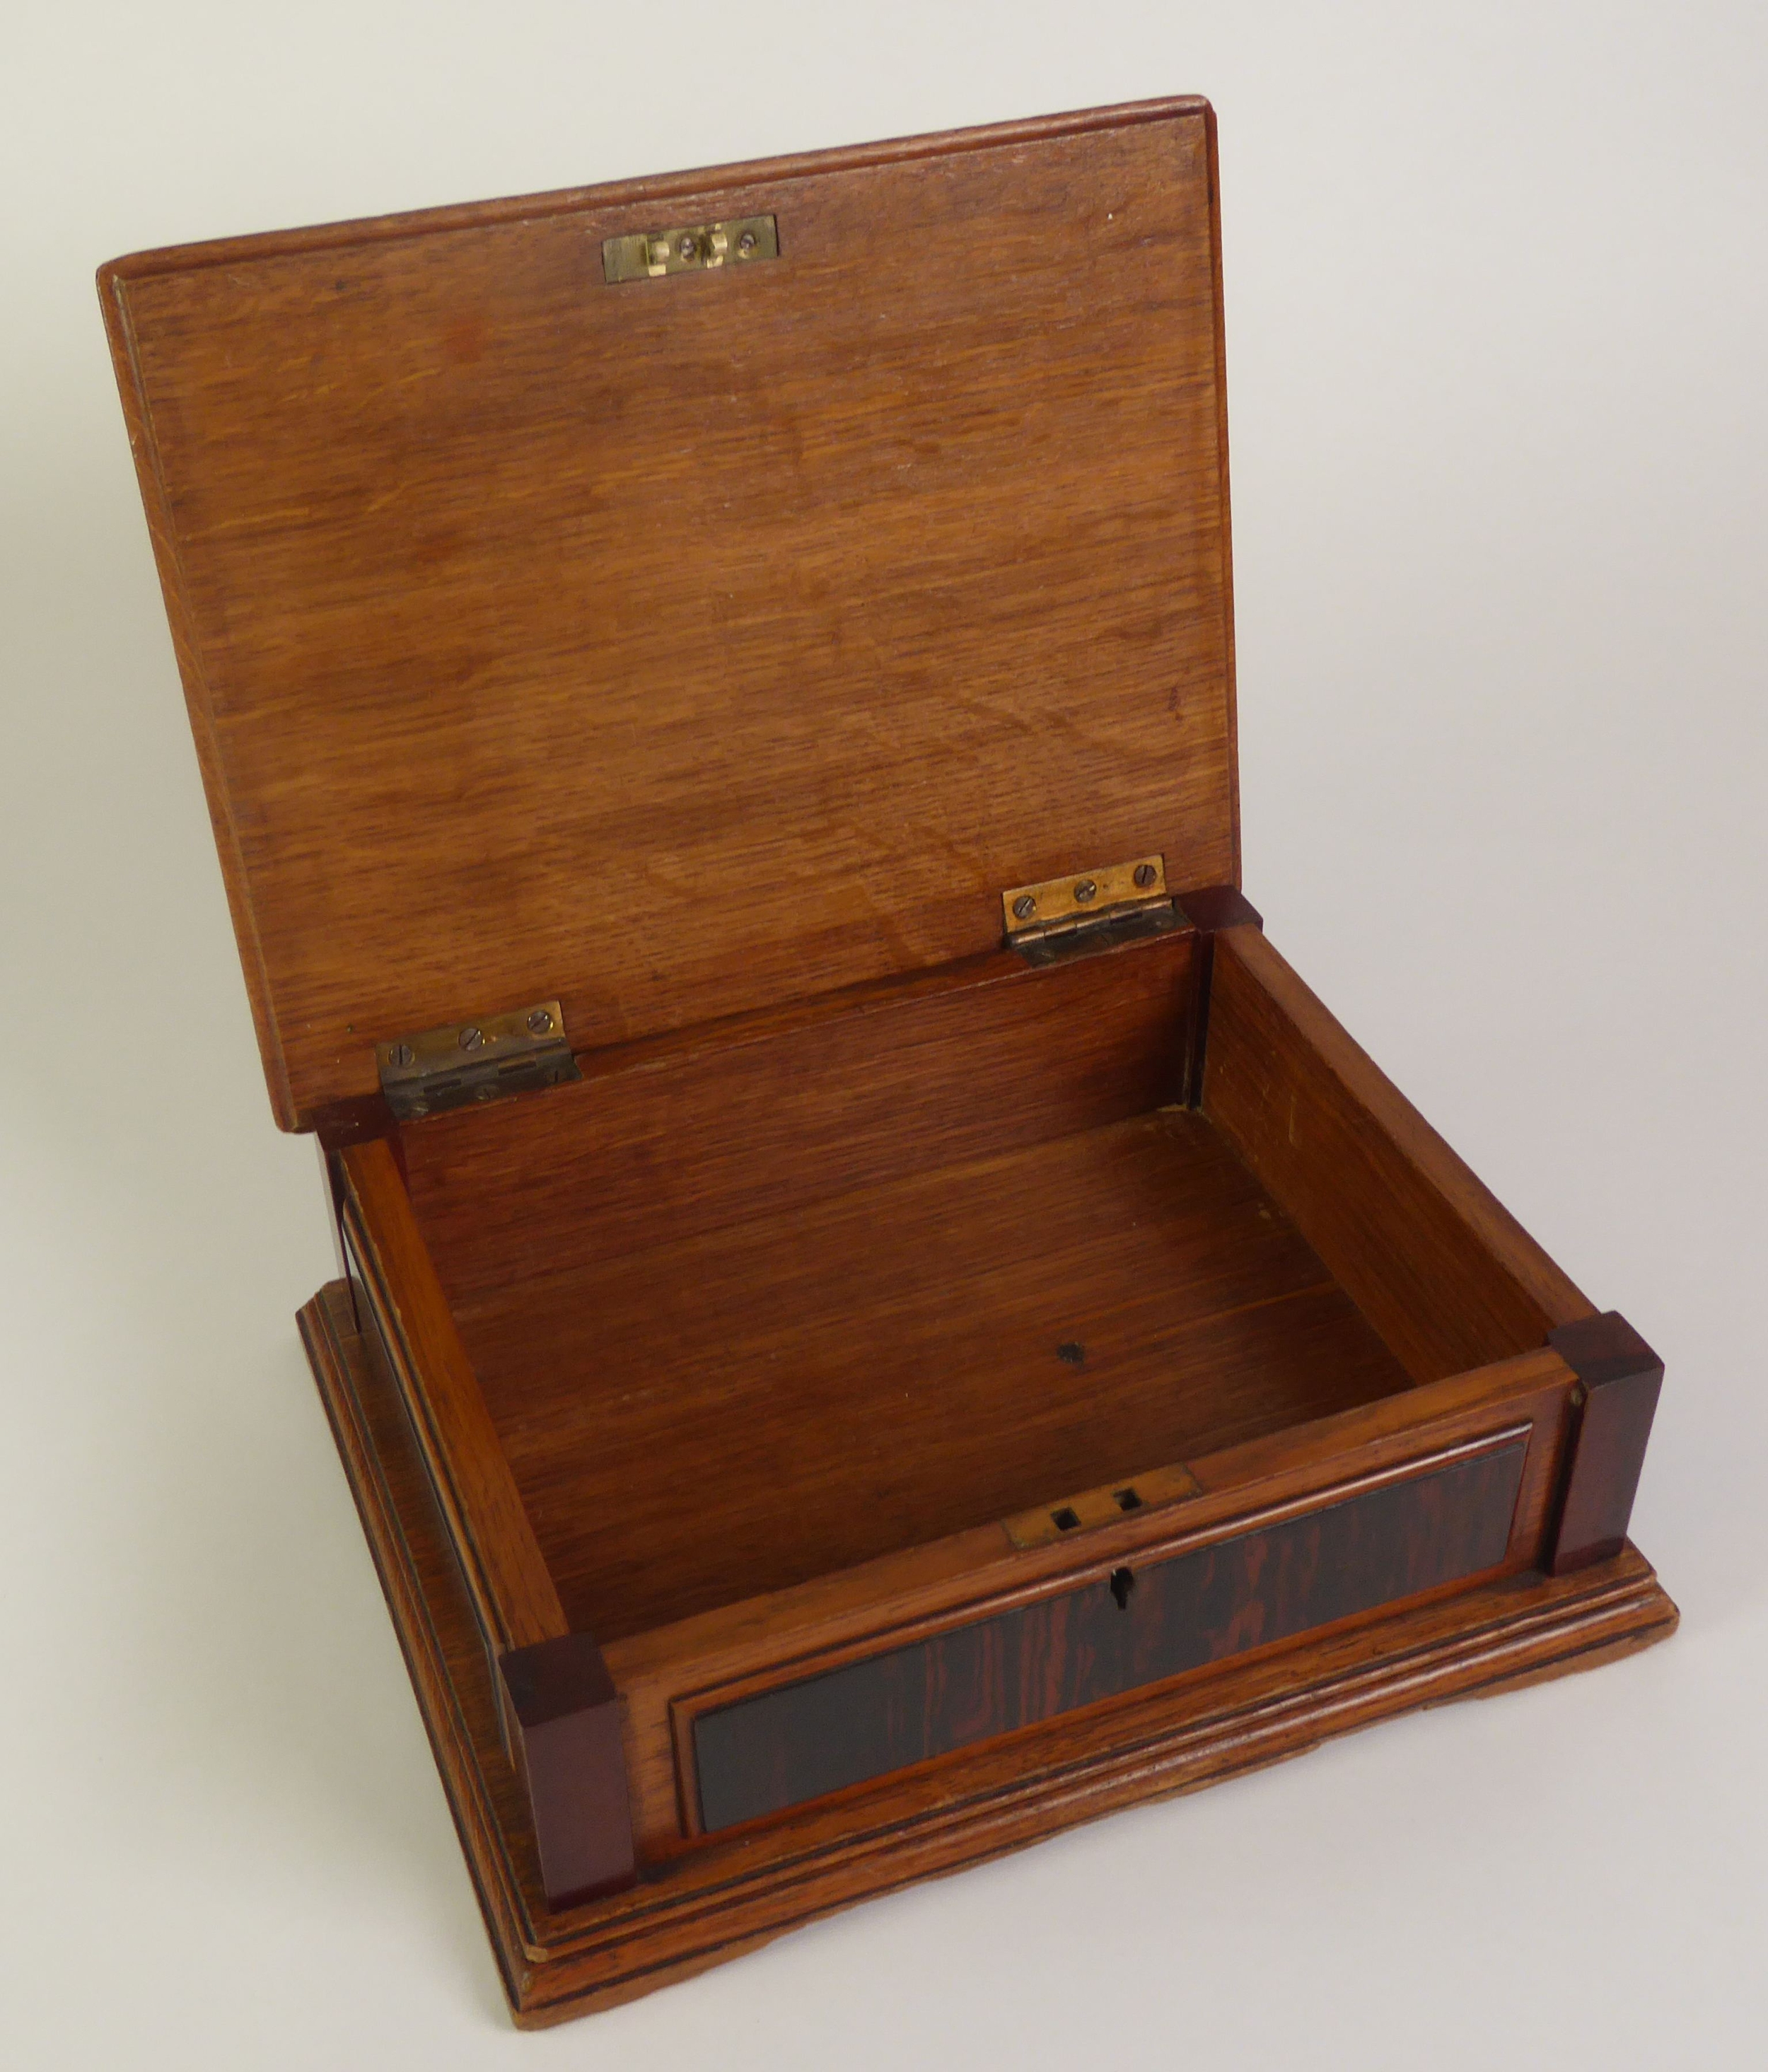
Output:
299,1281,1677,2028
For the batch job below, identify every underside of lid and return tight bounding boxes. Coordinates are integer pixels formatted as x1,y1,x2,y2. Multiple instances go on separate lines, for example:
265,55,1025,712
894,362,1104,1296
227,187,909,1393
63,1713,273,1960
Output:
101,97,1238,1129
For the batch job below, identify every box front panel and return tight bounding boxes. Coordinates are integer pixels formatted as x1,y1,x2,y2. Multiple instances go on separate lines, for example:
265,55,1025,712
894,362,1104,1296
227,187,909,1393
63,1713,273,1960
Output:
688,1433,1517,1823
690,1435,1524,1830
641,1351,1579,1851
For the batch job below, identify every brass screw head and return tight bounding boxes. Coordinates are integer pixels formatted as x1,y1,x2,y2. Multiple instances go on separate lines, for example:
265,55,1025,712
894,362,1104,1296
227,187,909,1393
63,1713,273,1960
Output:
1074,878,1098,903
459,1025,484,1051
388,1042,414,1068
738,230,758,255
677,234,698,261
526,1009,554,1035
1012,895,1037,920
1134,862,1158,888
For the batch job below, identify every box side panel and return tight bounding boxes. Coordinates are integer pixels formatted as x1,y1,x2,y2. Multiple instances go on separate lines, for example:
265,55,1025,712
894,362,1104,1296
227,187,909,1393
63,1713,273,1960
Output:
1202,926,1594,1380
400,928,1201,1304
341,1138,566,1652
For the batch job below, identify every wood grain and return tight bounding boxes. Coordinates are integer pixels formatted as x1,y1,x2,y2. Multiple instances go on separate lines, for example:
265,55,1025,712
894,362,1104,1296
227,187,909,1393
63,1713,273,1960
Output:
1547,1310,1665,1573
404,924,1199,1306
298,1281,1677,2026
612,1342,1576,1851
499,1634,636,1907
691,1436,1527,1830
450,1107,1413,1643
100,98,1236,1128
110,81,1677,2030
298,1286,541,2010
1202,926,1594,1380
1173,880,1262,1103
340,1137,564,1652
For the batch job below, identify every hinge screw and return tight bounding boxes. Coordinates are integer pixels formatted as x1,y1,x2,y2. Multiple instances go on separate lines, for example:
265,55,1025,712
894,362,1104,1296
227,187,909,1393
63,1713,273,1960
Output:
526,1009,554,1035
459,1025,484,1051
388,1042,414,1068
1074,878,1098,902
1012,895,1037,920
678,234,698,260
738,230,758,255
1134,863,1158,888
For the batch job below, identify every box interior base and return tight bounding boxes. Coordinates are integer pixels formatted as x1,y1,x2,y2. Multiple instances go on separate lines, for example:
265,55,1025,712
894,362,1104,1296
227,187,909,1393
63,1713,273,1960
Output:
405,972,1416,1643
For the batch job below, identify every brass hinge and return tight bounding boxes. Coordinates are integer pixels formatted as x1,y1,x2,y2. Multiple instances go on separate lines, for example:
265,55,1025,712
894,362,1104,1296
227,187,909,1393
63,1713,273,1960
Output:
376,1001,581,1122
602,214,779,284
1001,854,1178,964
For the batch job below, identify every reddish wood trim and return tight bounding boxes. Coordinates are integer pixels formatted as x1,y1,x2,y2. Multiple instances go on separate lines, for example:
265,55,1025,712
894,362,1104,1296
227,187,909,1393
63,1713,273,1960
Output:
499,1636,637,1908
1174,885,1263,1104
314,1139,356,1300
1202,100,1240,887
317,1096,405,1322
1203,928,1594,1379
1547,1311,1665,1574
1175,885,1262,936
339,1139,565,1651
297,1288,535,2009
100,95,1214,282
314,1090,404,1165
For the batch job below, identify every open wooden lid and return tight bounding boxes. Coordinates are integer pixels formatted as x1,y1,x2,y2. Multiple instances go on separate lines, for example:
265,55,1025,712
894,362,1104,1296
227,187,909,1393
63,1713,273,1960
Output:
103,98,1237,1130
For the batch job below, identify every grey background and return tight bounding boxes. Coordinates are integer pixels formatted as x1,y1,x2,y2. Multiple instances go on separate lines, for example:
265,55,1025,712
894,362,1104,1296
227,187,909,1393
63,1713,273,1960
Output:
3,4,1762,2065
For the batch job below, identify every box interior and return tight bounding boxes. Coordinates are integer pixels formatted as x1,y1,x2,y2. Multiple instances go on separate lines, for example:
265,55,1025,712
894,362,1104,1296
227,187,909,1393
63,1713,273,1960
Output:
399,930,1429,1646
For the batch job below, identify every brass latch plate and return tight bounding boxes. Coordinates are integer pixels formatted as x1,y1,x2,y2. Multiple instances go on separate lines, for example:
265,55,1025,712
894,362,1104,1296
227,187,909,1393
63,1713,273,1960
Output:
1001,854,1177,963
377,1000,580,1122
1004,1461,1203,1550
603,214,779,284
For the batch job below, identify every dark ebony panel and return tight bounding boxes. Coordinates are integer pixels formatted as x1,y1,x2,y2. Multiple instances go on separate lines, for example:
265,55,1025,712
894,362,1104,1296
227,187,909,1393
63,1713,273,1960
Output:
694,1443,1526,1832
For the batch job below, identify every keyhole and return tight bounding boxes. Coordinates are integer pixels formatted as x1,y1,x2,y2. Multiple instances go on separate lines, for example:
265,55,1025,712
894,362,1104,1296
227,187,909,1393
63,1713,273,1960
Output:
1109,1566,1136,1610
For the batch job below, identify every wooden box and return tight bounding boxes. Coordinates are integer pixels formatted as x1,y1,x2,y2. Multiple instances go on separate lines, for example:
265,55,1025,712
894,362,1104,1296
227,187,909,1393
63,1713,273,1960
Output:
101,98,1676,2025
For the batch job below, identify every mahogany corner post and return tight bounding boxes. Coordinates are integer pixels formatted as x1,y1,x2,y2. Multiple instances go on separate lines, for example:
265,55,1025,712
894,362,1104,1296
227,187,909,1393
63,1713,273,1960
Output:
1176,883,1263,1106
499,1635,637,1909
1546,1311,1665,1575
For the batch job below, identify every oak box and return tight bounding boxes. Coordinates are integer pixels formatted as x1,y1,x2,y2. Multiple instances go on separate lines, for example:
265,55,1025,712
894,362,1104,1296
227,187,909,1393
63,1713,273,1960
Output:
100,98,1675,2024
